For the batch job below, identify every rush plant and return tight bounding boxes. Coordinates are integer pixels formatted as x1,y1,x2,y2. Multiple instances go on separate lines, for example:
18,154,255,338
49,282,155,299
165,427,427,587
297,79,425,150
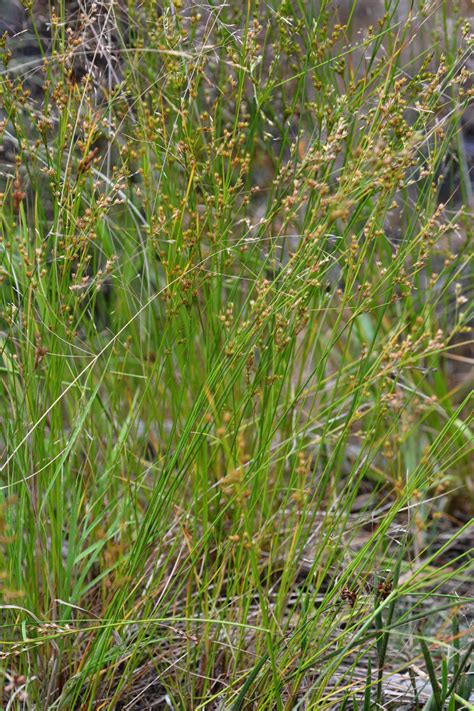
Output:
0,0,472,708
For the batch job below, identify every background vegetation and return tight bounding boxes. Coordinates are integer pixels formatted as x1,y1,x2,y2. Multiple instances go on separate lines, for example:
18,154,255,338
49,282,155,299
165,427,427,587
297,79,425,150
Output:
0,0,472,708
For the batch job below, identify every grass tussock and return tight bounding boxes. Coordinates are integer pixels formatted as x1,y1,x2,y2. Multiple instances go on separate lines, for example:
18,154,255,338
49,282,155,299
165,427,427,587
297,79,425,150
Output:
0,0,473,708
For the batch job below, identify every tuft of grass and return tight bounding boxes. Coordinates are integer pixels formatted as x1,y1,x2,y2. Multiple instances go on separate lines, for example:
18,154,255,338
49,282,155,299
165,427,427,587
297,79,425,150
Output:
0,0,472,708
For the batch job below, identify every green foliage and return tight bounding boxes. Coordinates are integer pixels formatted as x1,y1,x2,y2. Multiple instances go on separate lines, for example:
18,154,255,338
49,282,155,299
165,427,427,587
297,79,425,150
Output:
0,0,472,707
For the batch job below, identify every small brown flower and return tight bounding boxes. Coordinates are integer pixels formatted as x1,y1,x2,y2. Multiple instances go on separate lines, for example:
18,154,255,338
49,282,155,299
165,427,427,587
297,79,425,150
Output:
78,147,99,176
341,587,358,607
376,578,393,600
12,173,26,214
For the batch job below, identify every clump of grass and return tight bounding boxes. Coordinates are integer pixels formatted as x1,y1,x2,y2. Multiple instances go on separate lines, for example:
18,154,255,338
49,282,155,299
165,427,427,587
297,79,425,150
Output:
0,0,472,708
